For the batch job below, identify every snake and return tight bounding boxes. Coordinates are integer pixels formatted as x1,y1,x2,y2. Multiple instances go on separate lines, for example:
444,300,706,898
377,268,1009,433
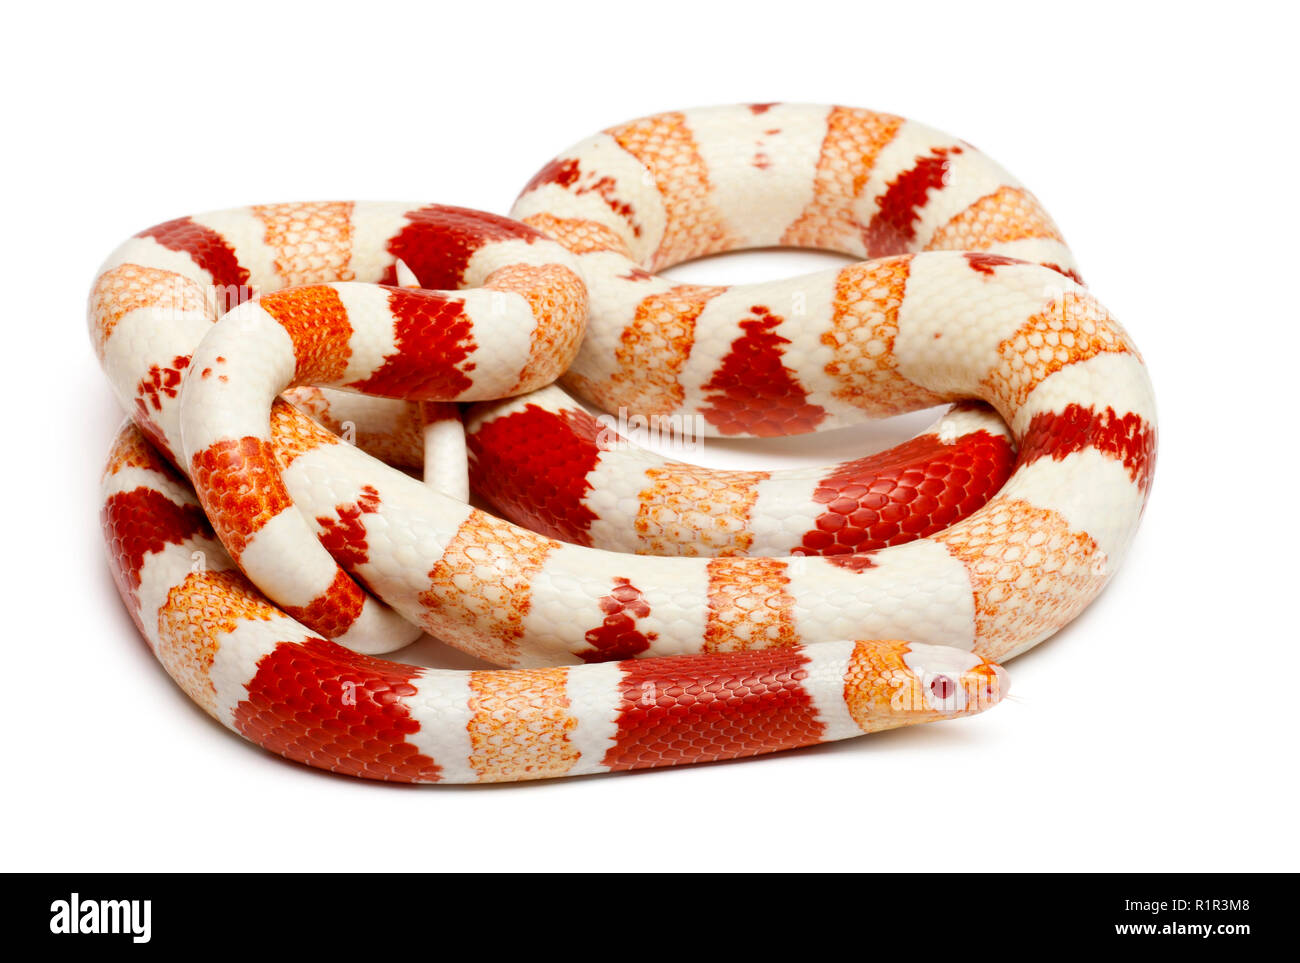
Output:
92,103,1156,783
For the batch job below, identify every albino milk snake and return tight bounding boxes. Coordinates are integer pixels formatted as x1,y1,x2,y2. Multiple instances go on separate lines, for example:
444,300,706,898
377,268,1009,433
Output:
92,104,1156,783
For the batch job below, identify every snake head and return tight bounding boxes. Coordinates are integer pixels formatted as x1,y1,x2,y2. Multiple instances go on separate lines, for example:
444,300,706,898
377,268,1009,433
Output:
843,640,1009,734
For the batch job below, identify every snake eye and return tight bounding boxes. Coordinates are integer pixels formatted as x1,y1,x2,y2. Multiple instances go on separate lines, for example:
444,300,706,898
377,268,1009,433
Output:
929,675,955,701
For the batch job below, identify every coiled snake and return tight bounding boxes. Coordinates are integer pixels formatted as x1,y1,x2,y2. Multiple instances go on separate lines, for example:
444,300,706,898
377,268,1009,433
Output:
92,104,1155,782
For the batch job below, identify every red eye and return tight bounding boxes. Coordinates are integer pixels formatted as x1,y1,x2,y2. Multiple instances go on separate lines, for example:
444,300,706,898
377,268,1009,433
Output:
929,675,954,700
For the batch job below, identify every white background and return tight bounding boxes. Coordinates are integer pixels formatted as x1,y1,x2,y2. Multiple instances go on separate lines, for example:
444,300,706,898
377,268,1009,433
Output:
3,1,1296,872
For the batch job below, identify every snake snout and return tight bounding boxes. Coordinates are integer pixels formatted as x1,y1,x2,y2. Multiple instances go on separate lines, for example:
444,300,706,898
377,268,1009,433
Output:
903,643,1009,716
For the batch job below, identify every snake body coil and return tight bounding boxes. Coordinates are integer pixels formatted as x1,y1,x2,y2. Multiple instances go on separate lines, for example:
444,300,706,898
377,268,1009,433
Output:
93,104,1155,782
